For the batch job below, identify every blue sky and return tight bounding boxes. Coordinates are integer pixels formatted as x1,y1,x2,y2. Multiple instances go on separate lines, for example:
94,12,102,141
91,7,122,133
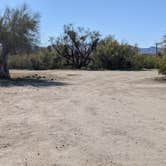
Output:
0,0,166,47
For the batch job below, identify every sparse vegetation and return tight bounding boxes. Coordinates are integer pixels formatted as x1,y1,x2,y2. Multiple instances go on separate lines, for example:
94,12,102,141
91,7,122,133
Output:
8,50,63,70
89,36,138,70
50,24,100,69
130,54,160,70
7,35,161,71
159,55,166,75
0,4,164,77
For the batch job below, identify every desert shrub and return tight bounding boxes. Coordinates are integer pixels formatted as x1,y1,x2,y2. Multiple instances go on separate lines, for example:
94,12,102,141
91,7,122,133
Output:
90,36,138,70
50,24,100,69
159,55,166,75
144,56,160,69
8,48,160,71
8,50,64,70
89,35,160,70
8,54,30,69
130,55,160,70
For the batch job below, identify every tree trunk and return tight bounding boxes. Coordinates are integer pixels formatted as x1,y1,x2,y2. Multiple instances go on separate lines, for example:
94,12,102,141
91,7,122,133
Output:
0,44,10,79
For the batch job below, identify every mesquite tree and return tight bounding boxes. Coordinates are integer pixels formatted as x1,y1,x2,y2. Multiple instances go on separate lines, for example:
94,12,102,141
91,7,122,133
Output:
50,24,100,69
0,4,40,78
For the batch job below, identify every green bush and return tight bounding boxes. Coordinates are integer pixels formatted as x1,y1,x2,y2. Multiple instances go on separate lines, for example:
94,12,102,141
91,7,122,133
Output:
90,36,138,70
130,55,160,70
159,55,166,75
8,50,64,70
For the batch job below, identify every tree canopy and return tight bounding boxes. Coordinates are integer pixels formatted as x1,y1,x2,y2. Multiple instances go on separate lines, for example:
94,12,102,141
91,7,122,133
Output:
50,24,100,69
0,4,40,78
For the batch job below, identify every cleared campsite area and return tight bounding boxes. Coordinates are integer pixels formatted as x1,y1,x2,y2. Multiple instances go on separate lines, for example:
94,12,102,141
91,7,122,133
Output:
0,70,166,166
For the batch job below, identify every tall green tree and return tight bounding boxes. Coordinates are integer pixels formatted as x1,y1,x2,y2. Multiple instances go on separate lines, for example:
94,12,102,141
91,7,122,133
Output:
0,4,40,78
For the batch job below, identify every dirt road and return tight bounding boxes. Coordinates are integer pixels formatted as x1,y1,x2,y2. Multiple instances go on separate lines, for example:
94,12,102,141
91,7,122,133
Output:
0,70,166,166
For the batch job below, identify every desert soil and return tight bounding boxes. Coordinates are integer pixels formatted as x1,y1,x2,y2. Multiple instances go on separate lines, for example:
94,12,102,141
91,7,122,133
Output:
0,70,166,166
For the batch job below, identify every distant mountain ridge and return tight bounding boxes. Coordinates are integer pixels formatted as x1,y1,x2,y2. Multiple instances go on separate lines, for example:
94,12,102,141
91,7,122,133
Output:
139,47,156,55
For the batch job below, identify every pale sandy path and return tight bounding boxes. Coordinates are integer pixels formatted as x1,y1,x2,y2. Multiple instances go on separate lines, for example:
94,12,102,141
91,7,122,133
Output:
0,70,166,166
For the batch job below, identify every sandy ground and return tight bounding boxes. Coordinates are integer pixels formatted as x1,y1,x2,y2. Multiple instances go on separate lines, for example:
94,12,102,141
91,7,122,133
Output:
0,70,166,166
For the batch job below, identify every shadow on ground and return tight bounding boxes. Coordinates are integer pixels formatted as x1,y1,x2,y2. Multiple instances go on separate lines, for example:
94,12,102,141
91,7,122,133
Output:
0,77,68,87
